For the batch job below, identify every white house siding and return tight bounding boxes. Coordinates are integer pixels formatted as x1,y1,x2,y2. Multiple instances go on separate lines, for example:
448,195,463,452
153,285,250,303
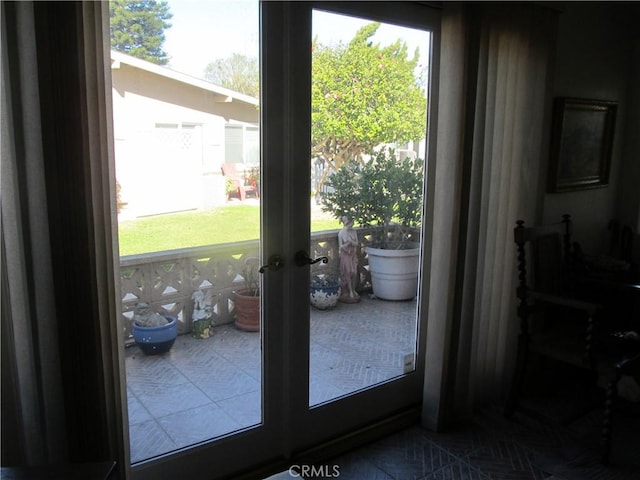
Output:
111,54,259,218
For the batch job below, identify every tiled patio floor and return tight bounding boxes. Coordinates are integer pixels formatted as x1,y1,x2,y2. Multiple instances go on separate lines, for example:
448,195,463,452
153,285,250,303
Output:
125,295,417,463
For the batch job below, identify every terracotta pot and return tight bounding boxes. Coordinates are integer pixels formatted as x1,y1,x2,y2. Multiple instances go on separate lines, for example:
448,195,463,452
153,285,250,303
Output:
233,288,260,332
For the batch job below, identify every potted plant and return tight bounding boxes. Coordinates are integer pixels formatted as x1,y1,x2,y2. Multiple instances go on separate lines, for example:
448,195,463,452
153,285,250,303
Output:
310,274,341,310
131,302,178,355
225,177,238,199
321,148,424,300
232,257,261,332
246,165,260,191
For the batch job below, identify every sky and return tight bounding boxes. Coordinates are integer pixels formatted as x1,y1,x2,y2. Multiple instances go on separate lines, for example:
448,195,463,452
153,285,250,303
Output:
163,0,430,80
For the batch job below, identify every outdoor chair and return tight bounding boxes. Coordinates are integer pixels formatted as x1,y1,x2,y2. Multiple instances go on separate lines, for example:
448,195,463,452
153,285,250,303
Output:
222,163,259,201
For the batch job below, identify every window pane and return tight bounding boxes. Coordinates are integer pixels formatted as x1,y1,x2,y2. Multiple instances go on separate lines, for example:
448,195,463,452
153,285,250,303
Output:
109,0,261,463
309,9,430,406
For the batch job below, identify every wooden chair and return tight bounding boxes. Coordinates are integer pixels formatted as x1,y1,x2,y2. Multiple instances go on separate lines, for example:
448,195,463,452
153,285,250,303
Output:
221,163,258,201
607,219,635,265
505,215,640,464
504,215,602,419
602,350,640,464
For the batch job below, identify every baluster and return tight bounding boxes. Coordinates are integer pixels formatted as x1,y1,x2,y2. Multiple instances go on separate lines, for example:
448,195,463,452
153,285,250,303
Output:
584,314,595,370
601,372,619,464
514,220,529,335
562,214,572,261
506,220,529,418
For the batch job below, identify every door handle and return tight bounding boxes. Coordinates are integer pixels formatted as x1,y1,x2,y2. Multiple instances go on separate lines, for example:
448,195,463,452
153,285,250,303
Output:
259,254,284,273
294,250,328,267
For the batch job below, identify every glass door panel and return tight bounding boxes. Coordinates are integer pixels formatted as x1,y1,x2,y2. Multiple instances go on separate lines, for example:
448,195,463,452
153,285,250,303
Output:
110,0,263,464
309,9,430,406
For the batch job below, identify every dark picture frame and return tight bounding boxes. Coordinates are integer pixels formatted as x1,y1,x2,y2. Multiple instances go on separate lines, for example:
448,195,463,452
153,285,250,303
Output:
548,97,617,193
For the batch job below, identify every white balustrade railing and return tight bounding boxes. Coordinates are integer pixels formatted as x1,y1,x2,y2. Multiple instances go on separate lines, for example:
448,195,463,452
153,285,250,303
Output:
119,226,419,343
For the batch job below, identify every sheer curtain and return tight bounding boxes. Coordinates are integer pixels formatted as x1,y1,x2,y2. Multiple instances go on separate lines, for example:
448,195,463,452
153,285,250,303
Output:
423,2,557,428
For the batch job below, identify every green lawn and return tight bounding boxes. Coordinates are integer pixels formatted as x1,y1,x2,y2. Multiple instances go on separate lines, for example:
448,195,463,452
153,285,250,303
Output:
118,205,340,256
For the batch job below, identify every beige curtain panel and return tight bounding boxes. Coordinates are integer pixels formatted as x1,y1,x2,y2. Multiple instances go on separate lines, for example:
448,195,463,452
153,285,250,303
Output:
423,2,557,428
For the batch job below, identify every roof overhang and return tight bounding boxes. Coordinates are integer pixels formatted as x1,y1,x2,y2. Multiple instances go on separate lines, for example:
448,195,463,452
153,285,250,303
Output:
110,50,259,108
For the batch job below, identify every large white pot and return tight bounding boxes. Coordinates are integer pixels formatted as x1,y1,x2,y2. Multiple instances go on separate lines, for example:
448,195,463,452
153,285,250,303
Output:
366,245,420,300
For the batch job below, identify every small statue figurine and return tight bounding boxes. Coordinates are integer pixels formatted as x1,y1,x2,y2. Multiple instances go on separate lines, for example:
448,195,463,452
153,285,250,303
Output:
338,215,360,303
191,289,213,339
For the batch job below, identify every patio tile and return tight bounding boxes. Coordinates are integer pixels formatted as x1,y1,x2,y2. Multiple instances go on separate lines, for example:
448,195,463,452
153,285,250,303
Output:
215,349,262,381
312,352,405,394
309,344,348,371
310,364,366,393
336,341,409,369
188,362,260,403
312,317,415,362
125,351,189,388
127,389,153,425
211,325,261,350
217,389,262,427
134,381,212,418
126,296,417,461
165,339,222,367
309,376,352,405
157,403,241,446
128,419,176,464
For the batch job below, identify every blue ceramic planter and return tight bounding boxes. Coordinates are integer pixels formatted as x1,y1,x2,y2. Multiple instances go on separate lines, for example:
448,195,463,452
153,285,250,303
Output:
132,316,178,355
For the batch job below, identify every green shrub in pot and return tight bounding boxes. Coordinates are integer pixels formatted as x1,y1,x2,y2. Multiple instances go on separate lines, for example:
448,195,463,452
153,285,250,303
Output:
320,147,423,249
320,148,424,300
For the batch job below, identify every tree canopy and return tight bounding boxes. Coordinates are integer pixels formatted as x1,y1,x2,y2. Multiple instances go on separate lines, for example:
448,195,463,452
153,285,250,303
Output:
312,23,427,187
204,54,259,97
110,0,173,65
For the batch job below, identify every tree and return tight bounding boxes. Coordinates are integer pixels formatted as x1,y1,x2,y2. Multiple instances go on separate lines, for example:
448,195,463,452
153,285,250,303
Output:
110,0,173,65
204,54,259,97
312,23,427,191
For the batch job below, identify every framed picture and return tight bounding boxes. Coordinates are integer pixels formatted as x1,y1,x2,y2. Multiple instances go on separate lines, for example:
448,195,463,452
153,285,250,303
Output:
548,97,617,193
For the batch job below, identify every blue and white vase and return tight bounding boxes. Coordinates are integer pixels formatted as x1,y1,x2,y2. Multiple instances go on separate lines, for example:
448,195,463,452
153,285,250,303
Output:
310,282,341,310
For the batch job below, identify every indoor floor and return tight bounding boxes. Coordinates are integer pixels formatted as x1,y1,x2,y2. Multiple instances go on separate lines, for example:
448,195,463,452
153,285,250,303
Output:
266,401,639,479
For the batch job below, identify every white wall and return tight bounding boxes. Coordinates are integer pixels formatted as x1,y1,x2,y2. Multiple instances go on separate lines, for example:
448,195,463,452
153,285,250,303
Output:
112,63,258,218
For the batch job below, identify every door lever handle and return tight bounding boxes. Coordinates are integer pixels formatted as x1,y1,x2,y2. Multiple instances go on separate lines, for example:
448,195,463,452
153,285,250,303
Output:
294,250,328,267
259,254,283,273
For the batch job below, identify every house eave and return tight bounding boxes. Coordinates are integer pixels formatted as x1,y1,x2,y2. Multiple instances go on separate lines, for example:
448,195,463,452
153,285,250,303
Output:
110,50,259,107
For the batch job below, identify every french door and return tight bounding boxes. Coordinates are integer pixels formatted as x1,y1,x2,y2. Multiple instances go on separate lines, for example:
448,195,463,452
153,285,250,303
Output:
126,2,439,478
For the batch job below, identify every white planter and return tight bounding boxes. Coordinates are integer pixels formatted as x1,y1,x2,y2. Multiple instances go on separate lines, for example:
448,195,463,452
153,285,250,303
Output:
366,245,420,300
